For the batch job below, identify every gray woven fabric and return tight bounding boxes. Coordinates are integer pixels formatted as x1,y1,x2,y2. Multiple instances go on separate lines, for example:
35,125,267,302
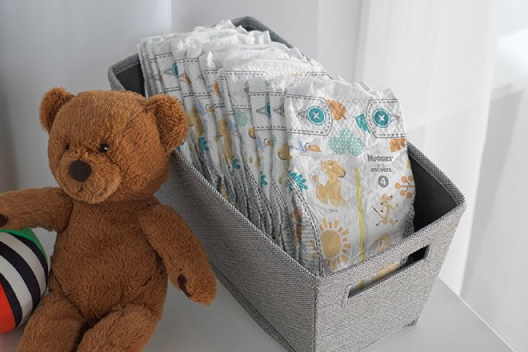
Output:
108,54,140,92
314,145,465,351
156,145,465,352
157,150,316,352
110,16,466,352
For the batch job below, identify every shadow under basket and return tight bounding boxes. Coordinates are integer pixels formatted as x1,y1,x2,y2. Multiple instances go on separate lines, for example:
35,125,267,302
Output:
108,16,466,352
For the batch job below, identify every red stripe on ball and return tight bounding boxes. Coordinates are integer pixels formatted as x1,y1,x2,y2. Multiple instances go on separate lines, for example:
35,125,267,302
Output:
0,283,15,333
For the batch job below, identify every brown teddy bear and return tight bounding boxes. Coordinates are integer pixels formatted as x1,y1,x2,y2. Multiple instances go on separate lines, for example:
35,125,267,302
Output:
0,88,217,351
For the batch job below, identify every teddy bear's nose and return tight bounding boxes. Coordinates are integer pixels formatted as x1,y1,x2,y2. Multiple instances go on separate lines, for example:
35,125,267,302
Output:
69,160,92,182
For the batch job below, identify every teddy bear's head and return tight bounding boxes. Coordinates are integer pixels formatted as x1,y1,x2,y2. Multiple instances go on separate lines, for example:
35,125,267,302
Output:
40,88,188,204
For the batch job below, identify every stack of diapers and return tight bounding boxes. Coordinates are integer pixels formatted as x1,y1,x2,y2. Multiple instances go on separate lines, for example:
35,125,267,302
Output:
137,20,416,280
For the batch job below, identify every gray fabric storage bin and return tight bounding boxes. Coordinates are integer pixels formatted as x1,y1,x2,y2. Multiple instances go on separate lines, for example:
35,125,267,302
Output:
108,17,466,352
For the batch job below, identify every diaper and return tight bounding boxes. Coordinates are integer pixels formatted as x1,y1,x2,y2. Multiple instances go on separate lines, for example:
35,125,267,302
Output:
138,21,238,175
138,34,196,164
198,59,252,220
257,75,331,259
183,30,272,203
170,27,250,182
283,77,415,277
140,32,202,168
151,21,236,98
152,34,185,98
247,78,284,240
217,48,327,235
138,34,176,98
197,45,297,229
138,25,414,282
142,23,228,97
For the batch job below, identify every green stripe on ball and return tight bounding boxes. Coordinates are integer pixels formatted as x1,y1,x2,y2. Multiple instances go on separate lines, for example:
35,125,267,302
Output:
0,228,47,260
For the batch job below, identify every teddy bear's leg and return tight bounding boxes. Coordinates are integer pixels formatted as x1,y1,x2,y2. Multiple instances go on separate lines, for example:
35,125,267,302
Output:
76,304,161,352
17,292,87,352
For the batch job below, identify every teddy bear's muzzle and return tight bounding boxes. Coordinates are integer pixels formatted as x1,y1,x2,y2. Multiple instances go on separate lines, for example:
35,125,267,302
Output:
69,160,92,183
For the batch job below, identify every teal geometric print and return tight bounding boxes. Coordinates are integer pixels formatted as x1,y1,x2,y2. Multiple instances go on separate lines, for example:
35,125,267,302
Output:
164,62,178,77
307,106,326,125
235,109,248,126
287,171,308,191
257,102,272,118
260,171,268,188
231,158,241,171
198,137,209,154
355,114,371,133
373,109,391,128
265,102,272,118
329,129,364,156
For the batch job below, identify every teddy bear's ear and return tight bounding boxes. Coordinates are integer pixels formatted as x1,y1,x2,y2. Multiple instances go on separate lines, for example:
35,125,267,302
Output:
40,87,74,133
146,95,189,154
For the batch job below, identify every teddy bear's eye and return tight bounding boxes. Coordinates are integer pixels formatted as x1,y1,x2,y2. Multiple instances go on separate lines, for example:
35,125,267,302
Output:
65,143,70,151
99,144,109,153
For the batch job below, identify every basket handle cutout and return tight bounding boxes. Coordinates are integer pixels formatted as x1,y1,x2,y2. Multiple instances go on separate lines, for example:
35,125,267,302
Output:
347,245,430,299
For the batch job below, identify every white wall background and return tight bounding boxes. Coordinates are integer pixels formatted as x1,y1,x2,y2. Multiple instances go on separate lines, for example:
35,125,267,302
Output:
1,0,526,349
461,0,528,350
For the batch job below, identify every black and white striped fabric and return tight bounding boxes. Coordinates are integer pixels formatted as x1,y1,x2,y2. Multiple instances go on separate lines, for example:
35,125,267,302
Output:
0,229,48,333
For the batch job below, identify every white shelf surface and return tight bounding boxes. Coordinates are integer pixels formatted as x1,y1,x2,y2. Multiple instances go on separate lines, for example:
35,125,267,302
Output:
0,278,513,351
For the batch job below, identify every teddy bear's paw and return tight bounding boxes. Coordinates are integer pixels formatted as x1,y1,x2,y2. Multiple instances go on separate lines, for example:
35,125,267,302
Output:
0,212,23,230
178,272,217,306
177,275,191,297
0,213,8,227
0,198,10,228
0,196,23,230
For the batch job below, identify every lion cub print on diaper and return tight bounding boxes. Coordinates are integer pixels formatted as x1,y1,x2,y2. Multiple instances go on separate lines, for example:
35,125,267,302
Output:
313,159,347,207
283,77,415,276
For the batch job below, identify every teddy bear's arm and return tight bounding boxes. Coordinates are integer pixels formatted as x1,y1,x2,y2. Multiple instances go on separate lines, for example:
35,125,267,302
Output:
139,204,217,306
0,187,73,232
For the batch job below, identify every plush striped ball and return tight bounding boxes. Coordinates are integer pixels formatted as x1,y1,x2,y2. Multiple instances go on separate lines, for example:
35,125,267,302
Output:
0,228,48,333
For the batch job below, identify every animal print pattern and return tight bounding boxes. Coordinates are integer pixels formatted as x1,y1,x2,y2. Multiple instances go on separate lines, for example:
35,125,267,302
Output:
283,78,415,275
